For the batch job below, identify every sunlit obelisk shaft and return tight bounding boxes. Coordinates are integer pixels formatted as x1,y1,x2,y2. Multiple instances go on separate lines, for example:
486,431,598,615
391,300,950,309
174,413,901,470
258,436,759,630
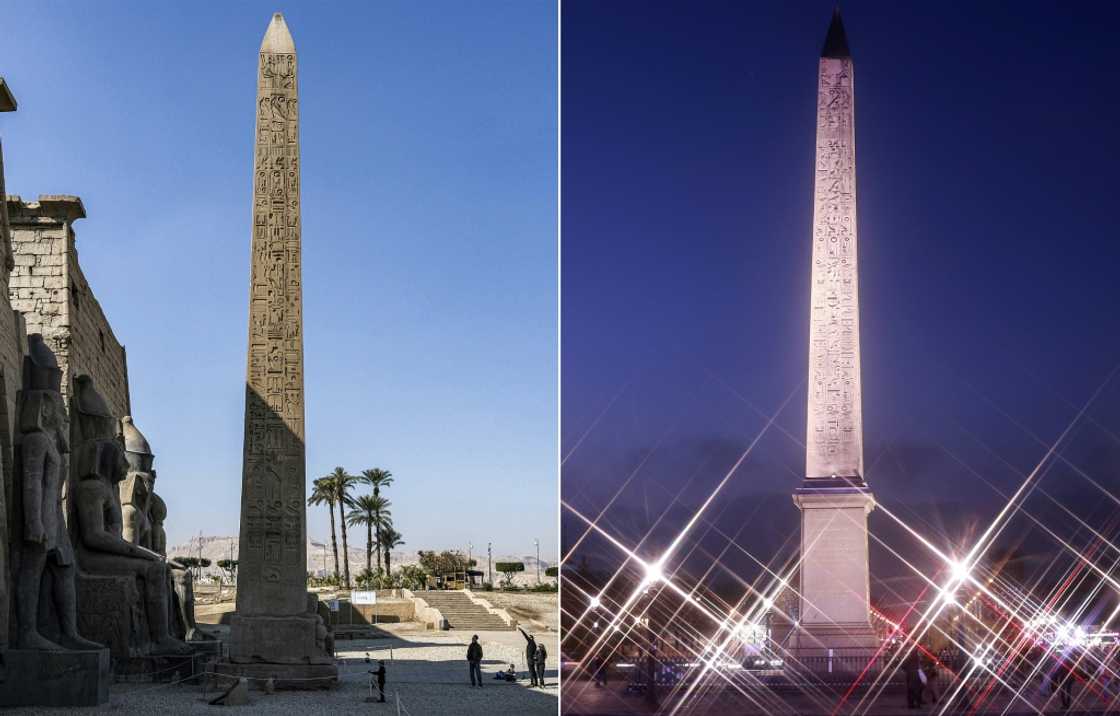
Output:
236,11,306,620
222,15,336,686
792,9,877,652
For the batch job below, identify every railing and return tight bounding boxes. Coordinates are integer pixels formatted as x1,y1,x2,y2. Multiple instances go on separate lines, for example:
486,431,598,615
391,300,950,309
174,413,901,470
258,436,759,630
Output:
607,650,958,694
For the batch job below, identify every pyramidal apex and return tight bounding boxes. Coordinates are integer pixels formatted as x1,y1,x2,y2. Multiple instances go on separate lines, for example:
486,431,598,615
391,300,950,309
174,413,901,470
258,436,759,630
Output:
260,12,295,54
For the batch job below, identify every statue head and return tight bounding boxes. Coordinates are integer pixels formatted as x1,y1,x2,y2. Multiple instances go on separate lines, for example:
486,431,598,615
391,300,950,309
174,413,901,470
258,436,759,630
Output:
121,416,155,474
76,437,128,485
18,389,66,441
118,470,152,511
73,374,118,442
23,334,62,394
148,491,167,527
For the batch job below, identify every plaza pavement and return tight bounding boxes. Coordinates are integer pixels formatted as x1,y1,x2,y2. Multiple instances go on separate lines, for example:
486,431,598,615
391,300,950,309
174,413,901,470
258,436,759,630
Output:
6,624,558,715
561,675,1120,715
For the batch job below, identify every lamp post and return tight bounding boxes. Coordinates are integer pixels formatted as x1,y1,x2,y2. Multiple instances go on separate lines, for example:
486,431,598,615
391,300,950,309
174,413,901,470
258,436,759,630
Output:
487,542,493,588
534,538,540,584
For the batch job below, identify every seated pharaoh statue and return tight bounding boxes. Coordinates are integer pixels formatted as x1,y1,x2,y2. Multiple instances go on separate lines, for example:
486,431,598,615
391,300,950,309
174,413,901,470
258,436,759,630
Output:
119,415,212,641
71,375,191,656
11,335,103,651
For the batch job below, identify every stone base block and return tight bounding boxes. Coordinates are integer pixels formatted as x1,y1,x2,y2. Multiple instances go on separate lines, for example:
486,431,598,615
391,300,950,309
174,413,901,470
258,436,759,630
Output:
76,572,146,662
229,614,330,664
0,648,110,707
212,661,338,690
790,622,879,654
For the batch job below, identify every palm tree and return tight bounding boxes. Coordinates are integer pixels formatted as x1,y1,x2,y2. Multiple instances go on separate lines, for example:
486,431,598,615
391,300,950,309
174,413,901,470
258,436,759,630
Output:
330,467,357,588
381,526,404,576
347,494,392,574
307,477,340,581
361,468,394,497
359,468,394,572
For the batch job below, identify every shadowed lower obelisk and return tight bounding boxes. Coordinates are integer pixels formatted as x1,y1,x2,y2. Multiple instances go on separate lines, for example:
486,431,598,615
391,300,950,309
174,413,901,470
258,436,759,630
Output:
218,13,337,689
791,8,878,653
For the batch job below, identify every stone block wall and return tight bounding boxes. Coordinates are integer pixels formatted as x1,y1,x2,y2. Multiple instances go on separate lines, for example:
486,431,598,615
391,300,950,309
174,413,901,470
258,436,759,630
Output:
6,195,130,416
0,145,29,650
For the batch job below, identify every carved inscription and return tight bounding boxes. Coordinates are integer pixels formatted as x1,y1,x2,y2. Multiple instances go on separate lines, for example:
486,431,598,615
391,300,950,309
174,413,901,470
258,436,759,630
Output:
806,56,863,479
239,38,306,615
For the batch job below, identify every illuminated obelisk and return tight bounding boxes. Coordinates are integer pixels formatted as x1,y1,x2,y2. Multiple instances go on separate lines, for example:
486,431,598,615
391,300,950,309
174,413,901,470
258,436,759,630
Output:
792,9,878,652
220,14,337,688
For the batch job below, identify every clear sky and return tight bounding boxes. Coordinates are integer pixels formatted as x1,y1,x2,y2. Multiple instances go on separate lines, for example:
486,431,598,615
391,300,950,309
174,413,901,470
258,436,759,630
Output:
0,1,557,559
562,1,1120,600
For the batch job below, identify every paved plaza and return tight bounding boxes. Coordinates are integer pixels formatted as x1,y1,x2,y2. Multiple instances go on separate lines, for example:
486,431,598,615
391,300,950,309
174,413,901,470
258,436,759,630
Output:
561,674,1120,715
6,626,558,715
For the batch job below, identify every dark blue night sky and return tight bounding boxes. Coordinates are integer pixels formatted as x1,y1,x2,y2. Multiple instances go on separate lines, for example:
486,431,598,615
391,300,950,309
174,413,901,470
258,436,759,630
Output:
561,1,1120,596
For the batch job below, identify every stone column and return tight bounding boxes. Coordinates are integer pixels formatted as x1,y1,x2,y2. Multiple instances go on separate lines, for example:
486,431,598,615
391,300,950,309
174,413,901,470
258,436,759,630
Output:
220,14,335,688
793,9,877,653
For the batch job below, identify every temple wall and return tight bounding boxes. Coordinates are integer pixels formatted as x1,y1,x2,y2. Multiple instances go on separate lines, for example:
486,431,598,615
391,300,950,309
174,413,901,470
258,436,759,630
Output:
65,248,129,417
6,195,130,417
0,150,30,649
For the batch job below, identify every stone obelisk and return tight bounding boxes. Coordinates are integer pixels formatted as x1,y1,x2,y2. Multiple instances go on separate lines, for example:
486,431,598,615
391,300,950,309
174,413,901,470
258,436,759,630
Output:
221,14,336,688
792,9,878,652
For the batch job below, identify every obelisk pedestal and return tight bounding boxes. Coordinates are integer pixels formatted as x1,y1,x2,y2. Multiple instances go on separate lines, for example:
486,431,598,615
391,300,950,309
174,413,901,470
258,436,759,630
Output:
791,9,877,655
791,489,877,652
215,14,336,690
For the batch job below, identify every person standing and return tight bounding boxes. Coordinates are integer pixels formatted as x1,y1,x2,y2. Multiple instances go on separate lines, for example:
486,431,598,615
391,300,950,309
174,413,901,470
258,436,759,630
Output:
467,634,484,688
374,660,386,702
519,627,539,686
902,650,923,709
920,652,939,705
535,641,549,687
1056,650,1083,710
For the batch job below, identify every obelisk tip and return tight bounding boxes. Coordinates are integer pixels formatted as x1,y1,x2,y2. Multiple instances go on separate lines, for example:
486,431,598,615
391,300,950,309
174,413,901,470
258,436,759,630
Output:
260,12,295,54
820,7,851,59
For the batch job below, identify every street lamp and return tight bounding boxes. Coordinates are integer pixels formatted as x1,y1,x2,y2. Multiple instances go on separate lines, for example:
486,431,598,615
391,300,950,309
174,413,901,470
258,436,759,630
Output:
534,538,540,584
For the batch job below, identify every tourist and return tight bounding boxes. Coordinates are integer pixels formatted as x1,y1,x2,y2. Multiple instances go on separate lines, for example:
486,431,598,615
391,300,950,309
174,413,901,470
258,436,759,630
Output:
591,655,607,687
467,634,484,688
535,641,549,687
1055,650,1084,710
374,660,386,703
519,627,539,686
902,650,923,708
920,652,939,705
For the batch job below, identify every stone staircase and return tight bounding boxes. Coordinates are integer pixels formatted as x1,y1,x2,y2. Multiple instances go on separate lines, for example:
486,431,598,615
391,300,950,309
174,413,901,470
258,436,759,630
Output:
418,591,513,631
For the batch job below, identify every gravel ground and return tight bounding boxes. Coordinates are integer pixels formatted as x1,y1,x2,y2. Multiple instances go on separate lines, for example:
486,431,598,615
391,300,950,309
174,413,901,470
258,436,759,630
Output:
8,626,558,715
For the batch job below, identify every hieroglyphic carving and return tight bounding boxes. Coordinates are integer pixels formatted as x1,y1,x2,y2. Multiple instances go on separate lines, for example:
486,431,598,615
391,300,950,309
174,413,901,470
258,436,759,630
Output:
805,55,863,479
237,17,307,618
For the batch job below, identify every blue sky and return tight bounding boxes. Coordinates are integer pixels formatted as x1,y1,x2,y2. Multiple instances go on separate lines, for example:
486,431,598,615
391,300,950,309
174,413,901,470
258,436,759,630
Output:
0,1,557,558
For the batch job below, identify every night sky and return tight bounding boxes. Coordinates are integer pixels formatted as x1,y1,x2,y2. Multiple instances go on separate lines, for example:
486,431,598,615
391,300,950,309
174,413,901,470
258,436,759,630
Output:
561,1,1120,612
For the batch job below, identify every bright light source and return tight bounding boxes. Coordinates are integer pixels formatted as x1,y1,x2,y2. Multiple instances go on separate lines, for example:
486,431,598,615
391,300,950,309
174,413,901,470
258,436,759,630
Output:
589,595,601,609
949,558,969,584
644,560,664,585
762,597,774,611
940,588,957,606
